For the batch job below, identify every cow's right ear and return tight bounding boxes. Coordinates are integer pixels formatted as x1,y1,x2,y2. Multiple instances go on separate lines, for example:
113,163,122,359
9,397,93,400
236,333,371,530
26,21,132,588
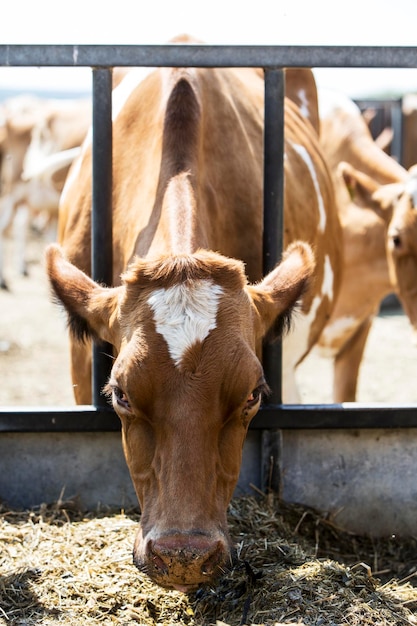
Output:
45,244,121,346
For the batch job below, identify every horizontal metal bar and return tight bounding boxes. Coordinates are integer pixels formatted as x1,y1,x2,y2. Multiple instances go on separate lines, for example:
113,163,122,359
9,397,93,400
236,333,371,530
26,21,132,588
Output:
0,44,417,69
252,404,417,429
0,406,120,433
2,404,417,433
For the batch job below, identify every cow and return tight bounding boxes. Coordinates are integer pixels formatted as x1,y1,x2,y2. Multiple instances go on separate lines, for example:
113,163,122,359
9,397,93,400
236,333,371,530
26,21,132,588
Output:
316,89,408,401
335,161,417,345
0,95,91,289
0,95,44,287
45,54,342,591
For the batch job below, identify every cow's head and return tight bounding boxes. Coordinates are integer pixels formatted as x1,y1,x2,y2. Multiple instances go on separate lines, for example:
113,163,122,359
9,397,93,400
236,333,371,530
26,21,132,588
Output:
339,161,417,338
385,166,417,335
46,242,314,592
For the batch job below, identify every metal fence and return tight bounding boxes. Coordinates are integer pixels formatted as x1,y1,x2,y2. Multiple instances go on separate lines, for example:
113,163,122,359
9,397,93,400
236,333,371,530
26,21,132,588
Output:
1,43,417,433
355,98,403,164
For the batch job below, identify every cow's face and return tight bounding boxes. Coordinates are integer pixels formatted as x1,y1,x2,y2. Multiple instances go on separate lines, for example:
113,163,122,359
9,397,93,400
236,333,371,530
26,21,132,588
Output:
385,167,417,335
46,242,314,591
339,162,417,338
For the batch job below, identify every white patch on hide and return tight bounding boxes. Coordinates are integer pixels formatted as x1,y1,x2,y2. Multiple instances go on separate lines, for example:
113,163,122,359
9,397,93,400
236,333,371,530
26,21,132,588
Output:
318,315,359,358
148,280,224,366
405,171,417,207
112,67,156,121
296,88,310,121
59,143,86,206
282,254,335,402
321,254,334,302
61,67,155,208
292,143,326,232
318,87,361,120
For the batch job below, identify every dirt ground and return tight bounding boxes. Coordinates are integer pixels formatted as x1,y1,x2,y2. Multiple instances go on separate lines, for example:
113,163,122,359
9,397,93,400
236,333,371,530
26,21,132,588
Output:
1,232,417,407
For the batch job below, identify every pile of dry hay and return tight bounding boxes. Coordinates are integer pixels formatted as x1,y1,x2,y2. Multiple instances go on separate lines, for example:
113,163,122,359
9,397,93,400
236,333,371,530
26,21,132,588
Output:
1,493,416,625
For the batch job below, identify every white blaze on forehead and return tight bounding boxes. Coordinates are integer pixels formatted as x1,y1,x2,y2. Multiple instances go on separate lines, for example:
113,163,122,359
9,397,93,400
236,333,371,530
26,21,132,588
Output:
292,143,326,232
147,280,224,366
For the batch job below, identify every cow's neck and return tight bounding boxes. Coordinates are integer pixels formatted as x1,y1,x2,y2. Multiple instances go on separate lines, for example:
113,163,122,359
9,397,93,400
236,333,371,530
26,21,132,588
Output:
132,168,208,260
133,72,209,259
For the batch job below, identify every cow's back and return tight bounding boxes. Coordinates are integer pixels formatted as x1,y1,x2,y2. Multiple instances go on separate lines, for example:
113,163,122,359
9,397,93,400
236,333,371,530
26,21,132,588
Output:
59,66,265,282
58,65,342,403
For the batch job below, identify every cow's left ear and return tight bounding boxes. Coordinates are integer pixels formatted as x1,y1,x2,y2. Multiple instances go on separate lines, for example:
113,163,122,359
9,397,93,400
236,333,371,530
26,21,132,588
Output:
45,244,122,346
249,241,315,340
338,161,379,205
339,161,404,219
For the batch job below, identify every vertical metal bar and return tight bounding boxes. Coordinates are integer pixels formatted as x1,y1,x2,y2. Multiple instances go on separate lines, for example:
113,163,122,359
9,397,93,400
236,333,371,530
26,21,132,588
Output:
262,67,285,405
391,99,402,165
91,68,113,407
261,68,285,494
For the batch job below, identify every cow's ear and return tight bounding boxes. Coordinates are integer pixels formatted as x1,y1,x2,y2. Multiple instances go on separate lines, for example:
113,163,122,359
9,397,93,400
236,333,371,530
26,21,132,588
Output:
249,241,315,340
339,161,404,220
338,161,380,205
45,244,121,346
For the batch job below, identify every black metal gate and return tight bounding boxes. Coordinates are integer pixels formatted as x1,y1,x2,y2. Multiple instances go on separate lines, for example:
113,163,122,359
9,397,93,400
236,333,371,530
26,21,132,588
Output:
1,43,417,436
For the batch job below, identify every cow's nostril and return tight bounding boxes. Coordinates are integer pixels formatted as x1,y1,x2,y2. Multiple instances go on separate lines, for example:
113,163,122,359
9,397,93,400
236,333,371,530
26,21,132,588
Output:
392,234,402,248
201,542,225,576
151,552,169,573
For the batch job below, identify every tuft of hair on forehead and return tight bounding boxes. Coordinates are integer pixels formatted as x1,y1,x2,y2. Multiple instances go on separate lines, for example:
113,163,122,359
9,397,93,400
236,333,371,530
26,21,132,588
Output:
122,250,248,292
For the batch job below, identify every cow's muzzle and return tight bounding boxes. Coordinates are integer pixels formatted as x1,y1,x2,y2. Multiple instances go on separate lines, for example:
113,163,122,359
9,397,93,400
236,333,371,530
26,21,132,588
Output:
134,530,230,592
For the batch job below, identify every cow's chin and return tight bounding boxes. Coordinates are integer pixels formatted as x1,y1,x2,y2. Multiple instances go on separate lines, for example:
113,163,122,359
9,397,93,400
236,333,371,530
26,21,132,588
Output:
133,525,232,593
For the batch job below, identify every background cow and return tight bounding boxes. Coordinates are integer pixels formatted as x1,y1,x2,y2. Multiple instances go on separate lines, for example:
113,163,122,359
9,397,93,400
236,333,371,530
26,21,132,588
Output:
336,162,417,347
46,56,342,591
315,89,413,402
0,95,91,289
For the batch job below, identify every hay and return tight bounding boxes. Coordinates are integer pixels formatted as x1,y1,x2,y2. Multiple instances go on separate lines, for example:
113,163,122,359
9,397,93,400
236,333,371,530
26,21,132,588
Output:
1,494,416,625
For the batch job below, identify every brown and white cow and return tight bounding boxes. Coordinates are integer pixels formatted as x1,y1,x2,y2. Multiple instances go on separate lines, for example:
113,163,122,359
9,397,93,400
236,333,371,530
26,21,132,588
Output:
316,89,408,401
336,162,417,345
46,57,342,591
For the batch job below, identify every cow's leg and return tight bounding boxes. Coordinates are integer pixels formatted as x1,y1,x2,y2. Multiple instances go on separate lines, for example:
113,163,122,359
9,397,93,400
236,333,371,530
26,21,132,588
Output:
0,234,7,289
13,203,29,277
0,197,15,289
333,316,373,402
70,339,92,404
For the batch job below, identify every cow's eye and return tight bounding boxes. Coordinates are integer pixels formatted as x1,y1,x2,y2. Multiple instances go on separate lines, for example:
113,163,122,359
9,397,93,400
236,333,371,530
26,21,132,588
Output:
113,386,131,410
246,383,268,408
